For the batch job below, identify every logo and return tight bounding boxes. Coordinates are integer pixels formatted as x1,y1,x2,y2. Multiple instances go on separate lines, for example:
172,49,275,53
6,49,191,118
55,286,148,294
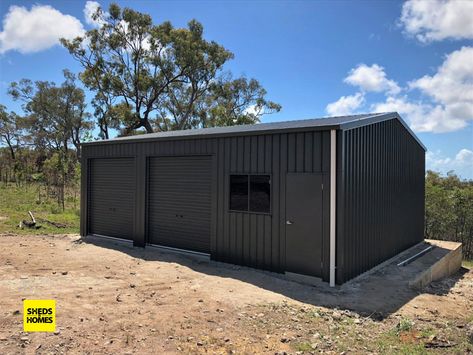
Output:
23,300,56,332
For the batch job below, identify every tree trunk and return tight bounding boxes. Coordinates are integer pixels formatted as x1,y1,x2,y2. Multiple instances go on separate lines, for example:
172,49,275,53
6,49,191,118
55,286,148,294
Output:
62,184,65,211
125,117,153,135
100,122,109,140
61,170,66,211
143,119,153,133
7,143,15,160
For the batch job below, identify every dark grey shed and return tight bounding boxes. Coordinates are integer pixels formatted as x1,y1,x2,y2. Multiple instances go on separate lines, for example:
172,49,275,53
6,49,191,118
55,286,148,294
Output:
80,112,426,285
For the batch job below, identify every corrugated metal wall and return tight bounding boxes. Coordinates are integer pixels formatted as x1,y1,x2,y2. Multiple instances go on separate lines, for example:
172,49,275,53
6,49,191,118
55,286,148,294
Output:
336,119,425,283
81,130,331,280
214,131,330,277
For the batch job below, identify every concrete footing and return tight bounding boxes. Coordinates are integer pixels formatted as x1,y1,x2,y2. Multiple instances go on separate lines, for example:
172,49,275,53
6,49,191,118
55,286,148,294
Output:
408,239,462,290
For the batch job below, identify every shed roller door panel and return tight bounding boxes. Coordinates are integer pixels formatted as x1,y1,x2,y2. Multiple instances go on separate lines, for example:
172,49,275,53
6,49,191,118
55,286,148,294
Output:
148,156,212,253
89,158,134,240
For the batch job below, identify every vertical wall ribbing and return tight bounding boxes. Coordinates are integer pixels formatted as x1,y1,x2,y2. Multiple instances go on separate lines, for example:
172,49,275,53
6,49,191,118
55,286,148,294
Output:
338,119,425,282
82,130,331,277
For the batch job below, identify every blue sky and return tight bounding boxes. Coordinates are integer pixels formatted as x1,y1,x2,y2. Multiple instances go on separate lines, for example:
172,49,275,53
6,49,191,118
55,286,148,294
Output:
0,0,472,178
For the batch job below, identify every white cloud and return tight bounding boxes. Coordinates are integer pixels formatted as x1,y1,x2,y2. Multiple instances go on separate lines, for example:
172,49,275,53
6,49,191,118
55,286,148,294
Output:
84,1,105,27
370,96,469,133
456,149,473,165
328,48,473,132
371,96,426,128
373,46,473,133
426,149,473,178
326,64,399,117
344,64,401,95
359,46,473,133
400,0,473,43
0,4,84,54
409,46,473,105
326,92,365,116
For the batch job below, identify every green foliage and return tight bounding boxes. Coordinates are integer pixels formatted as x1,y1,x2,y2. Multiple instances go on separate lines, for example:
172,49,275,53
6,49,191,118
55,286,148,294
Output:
425,170,473,259
376,332,428,355
8,70,93,158
0,104,25,160
6,72,90,210
195,76,282,128
293,341,314,352
396,318,414,334
61,3,280,136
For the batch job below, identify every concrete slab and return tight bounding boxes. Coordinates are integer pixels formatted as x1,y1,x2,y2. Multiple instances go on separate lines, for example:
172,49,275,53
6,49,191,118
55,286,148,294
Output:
408,239,462,289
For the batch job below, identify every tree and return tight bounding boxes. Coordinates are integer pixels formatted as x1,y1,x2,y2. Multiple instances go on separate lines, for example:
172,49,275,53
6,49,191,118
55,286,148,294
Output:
199,76,282,128
156,76,281,131
91,91,120,139
425,170,473,260
8,71,93,209
8,70,93,159
61,3,280,136
0,105,24,160
0,106,28,185
61,70,92,158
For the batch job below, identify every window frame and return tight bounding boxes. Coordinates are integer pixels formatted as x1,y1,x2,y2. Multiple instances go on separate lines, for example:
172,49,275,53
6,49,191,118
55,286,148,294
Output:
228,173,272,215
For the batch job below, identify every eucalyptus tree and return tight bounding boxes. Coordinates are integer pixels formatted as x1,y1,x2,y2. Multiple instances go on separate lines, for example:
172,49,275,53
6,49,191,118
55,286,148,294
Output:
8,70,93,159
62,3,280,136
8,71,93,208
0,105,24,160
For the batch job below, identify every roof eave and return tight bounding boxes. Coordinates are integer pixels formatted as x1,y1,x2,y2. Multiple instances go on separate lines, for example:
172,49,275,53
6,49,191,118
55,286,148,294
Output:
80,124,343,146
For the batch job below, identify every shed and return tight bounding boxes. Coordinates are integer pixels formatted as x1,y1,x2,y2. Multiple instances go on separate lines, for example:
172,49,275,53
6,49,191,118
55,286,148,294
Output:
80,112,426,285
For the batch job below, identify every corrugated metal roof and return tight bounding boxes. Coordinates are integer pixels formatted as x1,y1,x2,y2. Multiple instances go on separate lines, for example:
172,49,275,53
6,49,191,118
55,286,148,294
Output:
82,112,426,150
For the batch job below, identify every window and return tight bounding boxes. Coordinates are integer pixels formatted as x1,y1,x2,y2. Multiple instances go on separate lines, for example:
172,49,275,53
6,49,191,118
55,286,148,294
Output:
250,175,271,213
230,175,248,211
229,174,271,213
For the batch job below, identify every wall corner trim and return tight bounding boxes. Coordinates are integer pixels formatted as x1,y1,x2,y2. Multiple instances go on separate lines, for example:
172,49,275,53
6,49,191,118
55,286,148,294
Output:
330,130,337,287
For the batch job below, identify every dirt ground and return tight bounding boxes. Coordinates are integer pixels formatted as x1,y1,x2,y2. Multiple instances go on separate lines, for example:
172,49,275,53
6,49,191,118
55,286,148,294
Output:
0,233,472,354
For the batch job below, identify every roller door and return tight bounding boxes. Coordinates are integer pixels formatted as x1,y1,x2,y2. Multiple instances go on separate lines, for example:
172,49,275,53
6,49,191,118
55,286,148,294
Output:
88,158,135,240
148,156,212,253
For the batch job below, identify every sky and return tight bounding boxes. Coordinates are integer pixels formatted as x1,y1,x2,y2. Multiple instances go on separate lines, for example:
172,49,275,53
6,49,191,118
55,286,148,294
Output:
0,0,472,179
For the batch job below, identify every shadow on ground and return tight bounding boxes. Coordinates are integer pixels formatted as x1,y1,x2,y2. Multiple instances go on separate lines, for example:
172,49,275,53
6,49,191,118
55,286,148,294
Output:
79,236,465,320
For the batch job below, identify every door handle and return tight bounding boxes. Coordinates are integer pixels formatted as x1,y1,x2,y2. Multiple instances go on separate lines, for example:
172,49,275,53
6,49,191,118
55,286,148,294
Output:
286,220,294,225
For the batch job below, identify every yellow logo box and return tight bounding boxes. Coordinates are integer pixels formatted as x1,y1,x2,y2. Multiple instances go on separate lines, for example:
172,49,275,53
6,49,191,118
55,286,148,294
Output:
23,300,56,332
